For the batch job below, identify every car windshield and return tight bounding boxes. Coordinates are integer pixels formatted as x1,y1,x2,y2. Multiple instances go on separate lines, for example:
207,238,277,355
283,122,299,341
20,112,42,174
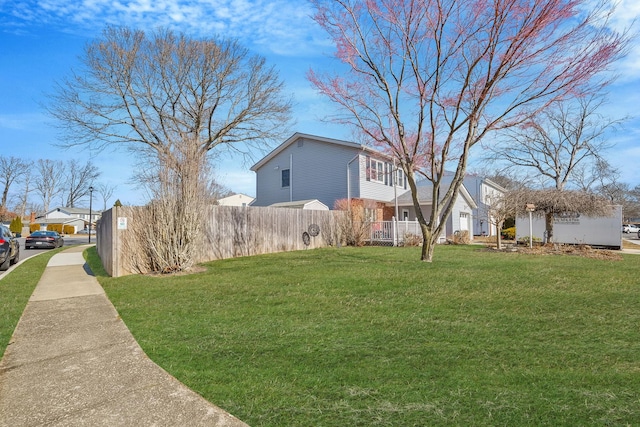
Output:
31,232,47,237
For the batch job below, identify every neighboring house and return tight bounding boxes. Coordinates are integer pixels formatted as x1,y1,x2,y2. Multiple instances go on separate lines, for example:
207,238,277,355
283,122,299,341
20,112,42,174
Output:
269,199,329,210
454,175,506,236
34,207,102,233
395,182,478,240
251,133,407,215
216,193,255,207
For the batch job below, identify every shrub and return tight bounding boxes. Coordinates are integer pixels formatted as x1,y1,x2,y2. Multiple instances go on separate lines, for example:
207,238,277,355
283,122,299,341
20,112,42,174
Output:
449,230,471,245
9,217,22,234
501,227,516,240
403,233,422,247
519,235,542,246
30,223,41,233
63,225,75,235
47,224,63,234
333,198,377,246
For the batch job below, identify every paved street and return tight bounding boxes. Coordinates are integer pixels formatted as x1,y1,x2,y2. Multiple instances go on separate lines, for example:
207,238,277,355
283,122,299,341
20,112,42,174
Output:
0,236,94,279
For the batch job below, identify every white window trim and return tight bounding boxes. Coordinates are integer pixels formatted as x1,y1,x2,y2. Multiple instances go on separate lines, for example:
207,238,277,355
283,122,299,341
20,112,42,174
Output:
370,159,385,183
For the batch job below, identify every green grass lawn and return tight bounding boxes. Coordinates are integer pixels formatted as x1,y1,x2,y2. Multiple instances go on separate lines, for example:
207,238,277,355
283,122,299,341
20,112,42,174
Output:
88,245,640,426
0,248,65,358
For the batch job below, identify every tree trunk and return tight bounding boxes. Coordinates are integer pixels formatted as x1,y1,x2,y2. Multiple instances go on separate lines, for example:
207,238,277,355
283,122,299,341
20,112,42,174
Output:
545,213,554,243
420,223,434,262
495,219,504,250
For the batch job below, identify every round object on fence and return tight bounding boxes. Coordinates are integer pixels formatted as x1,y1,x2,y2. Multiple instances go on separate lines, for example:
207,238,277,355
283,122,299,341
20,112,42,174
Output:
302,231,311,246
308,223,320,237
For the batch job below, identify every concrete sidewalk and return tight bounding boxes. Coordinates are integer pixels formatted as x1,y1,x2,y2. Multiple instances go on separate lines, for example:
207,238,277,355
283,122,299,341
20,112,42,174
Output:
0,245,248,426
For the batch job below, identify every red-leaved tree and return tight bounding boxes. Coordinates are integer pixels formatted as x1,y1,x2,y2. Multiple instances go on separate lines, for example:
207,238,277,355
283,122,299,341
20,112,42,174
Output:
308,0,629,262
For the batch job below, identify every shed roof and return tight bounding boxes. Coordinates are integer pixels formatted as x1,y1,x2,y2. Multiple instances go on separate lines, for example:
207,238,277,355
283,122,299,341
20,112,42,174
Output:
269,199,329,210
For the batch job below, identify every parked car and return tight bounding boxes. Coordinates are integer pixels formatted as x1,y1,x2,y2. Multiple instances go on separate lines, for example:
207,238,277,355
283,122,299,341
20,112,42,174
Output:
77,228,96,235
25,231,64,249
0,225,20,271
622,224,639,233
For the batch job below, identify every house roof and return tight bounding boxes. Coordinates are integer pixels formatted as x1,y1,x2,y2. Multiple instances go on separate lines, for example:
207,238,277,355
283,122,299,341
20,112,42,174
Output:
269,199,329,210
250,132,393,171
480,177,508,193
44,207,103,216
395,182,478,209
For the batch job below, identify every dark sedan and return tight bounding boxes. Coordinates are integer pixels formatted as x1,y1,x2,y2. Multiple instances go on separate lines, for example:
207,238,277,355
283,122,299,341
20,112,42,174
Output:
25,231,64,249
0,225,20,270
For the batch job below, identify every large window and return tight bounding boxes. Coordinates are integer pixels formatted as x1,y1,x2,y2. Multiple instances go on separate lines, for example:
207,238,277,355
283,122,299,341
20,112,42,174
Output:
395,168,405,188
281,169,290,187
370,159,385,183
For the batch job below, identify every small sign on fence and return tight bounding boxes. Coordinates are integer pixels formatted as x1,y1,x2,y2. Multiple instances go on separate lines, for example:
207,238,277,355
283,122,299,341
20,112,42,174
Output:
117,217,128,230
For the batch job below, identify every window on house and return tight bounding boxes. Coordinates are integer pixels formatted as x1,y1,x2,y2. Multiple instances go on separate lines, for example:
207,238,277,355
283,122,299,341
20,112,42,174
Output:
395,168,405,187
370,159,385,183
281,169,290,188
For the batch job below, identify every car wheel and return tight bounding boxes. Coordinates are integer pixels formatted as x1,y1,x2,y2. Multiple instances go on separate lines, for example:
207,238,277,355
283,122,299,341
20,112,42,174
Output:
10,249,19,265
0,256,10,271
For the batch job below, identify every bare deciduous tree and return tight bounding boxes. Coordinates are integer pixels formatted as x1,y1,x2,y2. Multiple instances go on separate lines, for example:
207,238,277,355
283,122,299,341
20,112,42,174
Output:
0,156,30,220
95,182,116,211
308,0,628,262
48,26,292,272
16,169,33,219
572,158,619,193
34,159,65,213
490,96,623,190
63,160,100,208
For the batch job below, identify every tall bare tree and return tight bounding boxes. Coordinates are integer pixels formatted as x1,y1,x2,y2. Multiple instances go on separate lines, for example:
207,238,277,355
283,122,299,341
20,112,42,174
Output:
34,159,65,213
16,169,33,219
490,95,623,190
572,158,619,193
0,156,30,220
63,160,101,208
95,182,116,211
309,0,628,261
48,26,292,272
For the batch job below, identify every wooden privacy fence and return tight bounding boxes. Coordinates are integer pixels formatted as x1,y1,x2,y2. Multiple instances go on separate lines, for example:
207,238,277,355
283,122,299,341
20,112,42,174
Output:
97,205,346,277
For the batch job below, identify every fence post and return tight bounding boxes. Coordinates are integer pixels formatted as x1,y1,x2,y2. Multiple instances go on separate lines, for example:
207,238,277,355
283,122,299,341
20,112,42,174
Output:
392,216,397,247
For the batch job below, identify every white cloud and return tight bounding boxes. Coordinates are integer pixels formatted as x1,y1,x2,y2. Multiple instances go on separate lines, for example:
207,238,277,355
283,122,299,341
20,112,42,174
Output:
1,0,327,56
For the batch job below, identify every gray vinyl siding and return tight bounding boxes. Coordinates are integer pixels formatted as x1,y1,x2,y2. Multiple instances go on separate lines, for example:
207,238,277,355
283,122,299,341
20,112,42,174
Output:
398,193,473,237
445,192,474,237
358,156,404,203
253,137,364,208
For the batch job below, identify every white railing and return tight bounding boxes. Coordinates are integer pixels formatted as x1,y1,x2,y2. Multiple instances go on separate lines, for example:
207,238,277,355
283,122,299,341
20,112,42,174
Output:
366,218,419,246
367,218,448,246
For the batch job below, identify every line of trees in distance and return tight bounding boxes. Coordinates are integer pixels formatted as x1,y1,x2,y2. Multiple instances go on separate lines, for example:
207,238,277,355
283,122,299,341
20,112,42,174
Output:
0,156,113,221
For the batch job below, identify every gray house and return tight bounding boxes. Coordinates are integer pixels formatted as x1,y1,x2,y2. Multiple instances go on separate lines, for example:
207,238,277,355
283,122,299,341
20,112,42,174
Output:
440,174,506,236
251,133,407,214
395,182,478,239
252,133,480,239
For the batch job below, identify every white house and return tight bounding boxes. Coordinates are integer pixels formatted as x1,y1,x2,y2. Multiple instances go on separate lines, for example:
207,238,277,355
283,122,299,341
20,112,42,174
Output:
445,174,507,236
34,207,102,233
394,182,478,239
216,193,255,207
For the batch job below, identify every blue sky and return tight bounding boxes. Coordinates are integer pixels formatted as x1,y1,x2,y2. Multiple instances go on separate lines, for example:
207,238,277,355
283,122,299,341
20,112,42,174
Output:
1,0,639,208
